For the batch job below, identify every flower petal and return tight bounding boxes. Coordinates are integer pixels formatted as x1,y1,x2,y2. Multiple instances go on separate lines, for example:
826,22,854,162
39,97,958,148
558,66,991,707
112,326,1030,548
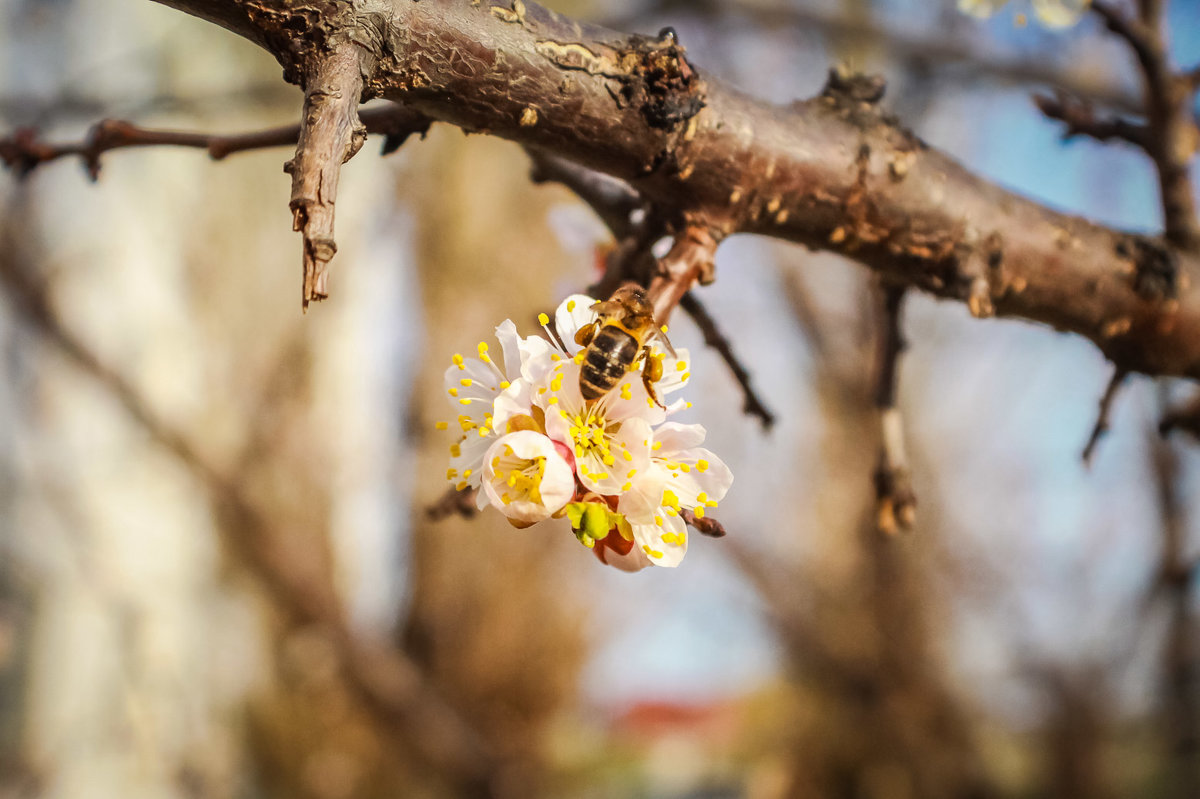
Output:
652,421,707,453
448,431,493,491
554,294,600,354
481,431,574,524
652,347,692,398
495,319,524,380
629,512,688,568
1031,0,1088,27
957,0,1009,18
594,540,653,572
491,380,535,436
660,447,734,514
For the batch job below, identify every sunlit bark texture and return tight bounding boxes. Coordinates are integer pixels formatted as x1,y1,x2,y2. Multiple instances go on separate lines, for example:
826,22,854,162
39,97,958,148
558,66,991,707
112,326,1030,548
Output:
142,0,1200,381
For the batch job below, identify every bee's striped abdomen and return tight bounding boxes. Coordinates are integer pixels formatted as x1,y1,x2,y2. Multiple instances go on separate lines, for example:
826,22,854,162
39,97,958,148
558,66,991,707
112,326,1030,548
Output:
580,325,638,400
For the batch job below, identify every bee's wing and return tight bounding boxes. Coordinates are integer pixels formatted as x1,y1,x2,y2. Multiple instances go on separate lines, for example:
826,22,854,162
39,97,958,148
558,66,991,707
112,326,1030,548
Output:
651,324,678,358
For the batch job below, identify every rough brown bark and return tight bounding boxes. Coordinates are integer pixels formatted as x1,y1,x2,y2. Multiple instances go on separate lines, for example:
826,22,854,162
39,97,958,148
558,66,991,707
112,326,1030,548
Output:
144,0,1200,380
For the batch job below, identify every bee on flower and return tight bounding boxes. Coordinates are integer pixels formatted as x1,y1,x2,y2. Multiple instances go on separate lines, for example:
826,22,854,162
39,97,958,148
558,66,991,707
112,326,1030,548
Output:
436,289,733,571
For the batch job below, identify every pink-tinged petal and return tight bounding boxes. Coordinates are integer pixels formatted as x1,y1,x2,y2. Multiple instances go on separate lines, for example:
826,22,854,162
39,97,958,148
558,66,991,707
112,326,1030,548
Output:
594,536,654,572
482,431,574,524
554,294,599,354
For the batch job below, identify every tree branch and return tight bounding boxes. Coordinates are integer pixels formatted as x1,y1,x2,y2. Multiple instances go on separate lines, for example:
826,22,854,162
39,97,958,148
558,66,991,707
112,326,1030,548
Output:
872,282,915,535
1148,390,1200,799
1034,92,1150,149
0,105,431,177
13,0,1193,380
613,0,1146,114
1082,366,1129,464
1091,0,1200,251
677,291,774,429
286,42,371,308
425,486,481,521
681,507,726,538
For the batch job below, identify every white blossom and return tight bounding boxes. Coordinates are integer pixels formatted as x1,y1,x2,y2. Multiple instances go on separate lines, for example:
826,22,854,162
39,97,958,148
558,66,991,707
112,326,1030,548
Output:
958,0,1090,27
438,294,732,571
481,431,575,526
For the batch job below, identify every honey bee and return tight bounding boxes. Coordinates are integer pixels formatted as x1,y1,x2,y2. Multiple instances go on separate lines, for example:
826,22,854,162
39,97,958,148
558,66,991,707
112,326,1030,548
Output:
575,285,676,407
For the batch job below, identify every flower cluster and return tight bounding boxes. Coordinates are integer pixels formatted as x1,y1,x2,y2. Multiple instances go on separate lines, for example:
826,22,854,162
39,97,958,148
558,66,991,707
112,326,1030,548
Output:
438,294,733,571
958,0,1089,27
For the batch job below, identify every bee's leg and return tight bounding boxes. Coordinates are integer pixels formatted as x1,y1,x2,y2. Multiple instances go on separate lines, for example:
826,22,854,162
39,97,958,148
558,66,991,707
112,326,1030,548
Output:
640,345,666,409
575,321,598,348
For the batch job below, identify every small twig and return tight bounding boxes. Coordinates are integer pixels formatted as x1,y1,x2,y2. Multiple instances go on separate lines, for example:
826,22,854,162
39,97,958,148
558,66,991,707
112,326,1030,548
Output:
873,283,915,535
1091,0,1200,251
646,224,720,321
1034,93,1150,148
425,487,480,521
681,508,726,538
285,44,370,308
1082,366,1129,464
678,292,775,429
0,105,430,179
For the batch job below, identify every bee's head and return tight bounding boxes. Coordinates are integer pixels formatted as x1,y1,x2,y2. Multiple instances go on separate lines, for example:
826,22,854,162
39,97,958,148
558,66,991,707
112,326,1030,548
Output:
609,284,652,315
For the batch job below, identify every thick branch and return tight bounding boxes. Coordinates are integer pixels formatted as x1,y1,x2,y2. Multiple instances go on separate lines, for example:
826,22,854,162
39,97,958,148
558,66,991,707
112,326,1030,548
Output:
613,0,1146,114
89,0,1200,377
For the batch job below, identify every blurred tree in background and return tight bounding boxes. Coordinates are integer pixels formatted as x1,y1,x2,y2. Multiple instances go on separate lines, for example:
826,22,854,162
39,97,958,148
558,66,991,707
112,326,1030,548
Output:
0,1,1197,798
